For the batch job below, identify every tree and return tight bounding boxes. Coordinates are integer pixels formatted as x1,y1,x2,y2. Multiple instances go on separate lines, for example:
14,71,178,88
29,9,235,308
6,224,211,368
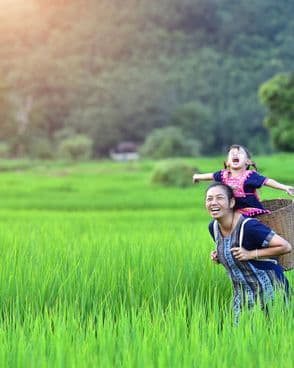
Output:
0,77,17,143
0,0,293,157
140,126,200,159
259,73,294,151
58,134,93,160
169,101,214,154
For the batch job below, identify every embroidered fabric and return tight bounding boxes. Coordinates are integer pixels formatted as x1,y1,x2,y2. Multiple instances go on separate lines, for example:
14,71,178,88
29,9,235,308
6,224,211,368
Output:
238,207,271,217
217,169,271,217
214,219,286,320
221,170,252,198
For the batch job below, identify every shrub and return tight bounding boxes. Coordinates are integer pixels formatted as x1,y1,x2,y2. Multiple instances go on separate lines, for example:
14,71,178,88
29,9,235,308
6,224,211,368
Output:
58,134,93,161
29,138,55,159
140,126,200,159
151,160,198,187
0,142,10,158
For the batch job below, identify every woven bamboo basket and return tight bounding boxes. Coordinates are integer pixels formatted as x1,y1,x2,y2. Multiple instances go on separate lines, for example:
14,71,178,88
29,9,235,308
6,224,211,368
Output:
256,199,294,271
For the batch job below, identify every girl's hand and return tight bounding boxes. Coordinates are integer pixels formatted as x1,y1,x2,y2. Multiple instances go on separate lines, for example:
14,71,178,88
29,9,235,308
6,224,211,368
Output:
192,174,199,184
231,247,253,261
285,186,294,196
211,250,219,264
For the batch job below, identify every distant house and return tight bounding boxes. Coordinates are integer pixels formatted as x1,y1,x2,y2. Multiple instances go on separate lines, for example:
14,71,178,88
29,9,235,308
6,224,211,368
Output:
110,141,139,161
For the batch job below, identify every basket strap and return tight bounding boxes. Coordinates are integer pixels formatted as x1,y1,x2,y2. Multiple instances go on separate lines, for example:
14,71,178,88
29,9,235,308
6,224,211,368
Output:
213,220,218,247
239,218,253,248
239,218,278,264
213,217,277,264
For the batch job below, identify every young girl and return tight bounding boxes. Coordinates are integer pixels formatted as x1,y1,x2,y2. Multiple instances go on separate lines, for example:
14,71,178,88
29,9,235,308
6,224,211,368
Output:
193,144,294,217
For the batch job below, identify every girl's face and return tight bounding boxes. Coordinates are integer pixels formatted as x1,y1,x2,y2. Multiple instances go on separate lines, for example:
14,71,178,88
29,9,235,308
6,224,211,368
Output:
226,147,249,170
205,186,234,219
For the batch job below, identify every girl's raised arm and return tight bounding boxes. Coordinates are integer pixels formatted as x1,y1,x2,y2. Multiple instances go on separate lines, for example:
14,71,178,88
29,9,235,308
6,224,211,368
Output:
264,178,294,196
193,173,214,183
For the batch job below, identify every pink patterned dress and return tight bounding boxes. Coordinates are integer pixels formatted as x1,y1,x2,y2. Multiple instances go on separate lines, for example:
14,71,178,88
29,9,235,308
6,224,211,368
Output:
213,170,271,217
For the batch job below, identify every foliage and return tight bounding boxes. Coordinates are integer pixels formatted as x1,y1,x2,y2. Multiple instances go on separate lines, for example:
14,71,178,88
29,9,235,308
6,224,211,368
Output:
58,134,93,160
150,159,197,187
169,101,214,154
140,126,200,159
28,137,54,159
0,142,10,158
259,73,294,151
0,0,293,156
0,77,17,144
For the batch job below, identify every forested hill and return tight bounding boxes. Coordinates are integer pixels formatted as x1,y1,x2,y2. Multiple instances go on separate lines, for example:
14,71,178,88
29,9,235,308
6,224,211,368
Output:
0,0,293,157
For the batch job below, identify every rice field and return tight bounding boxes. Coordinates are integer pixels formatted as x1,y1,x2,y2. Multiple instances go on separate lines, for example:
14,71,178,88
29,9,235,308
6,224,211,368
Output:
0,155,293,367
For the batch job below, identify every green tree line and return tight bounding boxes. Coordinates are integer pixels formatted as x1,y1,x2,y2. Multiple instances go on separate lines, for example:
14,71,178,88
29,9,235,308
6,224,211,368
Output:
0,0,293,158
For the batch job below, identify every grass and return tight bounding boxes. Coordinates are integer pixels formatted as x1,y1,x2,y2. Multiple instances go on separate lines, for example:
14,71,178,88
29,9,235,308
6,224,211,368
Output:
0,155,293,367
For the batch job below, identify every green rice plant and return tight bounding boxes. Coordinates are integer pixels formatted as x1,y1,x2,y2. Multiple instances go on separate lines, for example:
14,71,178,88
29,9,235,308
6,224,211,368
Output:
0,157,292,366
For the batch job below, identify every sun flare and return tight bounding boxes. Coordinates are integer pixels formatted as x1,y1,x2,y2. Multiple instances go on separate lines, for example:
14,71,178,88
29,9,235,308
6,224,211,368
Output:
0,0,35,13
0,0,37,27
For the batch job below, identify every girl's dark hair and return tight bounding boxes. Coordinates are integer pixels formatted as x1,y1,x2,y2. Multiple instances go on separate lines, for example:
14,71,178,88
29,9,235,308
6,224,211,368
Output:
206,182,236,207
224,144,258,171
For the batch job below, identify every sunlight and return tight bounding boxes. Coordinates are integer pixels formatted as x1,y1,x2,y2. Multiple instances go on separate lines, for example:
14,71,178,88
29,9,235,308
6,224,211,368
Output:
0,0,35,13
0,0,37,26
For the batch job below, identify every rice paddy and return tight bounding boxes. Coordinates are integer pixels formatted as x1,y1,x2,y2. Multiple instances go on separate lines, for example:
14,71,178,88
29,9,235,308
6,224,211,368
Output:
0,155,293,367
